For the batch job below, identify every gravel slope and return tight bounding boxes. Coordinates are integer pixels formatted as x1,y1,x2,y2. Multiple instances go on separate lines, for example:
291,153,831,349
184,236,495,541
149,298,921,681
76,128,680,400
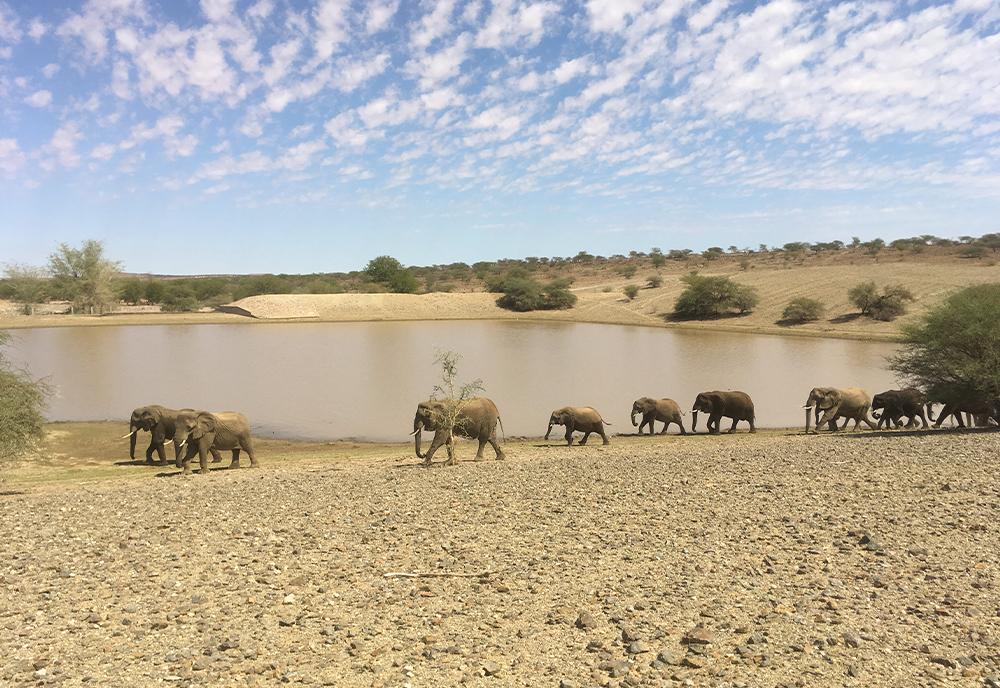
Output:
2,431,999,687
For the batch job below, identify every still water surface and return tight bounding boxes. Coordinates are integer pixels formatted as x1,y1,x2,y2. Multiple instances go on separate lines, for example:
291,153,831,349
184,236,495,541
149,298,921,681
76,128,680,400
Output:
4,321,899,440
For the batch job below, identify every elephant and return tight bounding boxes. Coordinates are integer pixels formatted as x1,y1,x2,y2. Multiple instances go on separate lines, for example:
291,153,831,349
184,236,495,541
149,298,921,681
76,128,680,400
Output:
411,397,505,466
630,397,686,435
124,405,220,465
871,388,928,429
545,407,610,446
173,410,257,475
691,391,755,434
931,398,996,429
804,387,876,433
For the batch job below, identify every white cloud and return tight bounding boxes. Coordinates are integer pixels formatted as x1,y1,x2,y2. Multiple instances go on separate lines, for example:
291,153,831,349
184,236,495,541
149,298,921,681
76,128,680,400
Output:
0,138,25,175
27,18,48,41
475,0,558,48
91,143,117,160
411,0,456,50
41,62,60,78
45,123,83,169
23,89,52,107
365,0,399,35
586,0,646,33
0,2,21,44
312,0,350,63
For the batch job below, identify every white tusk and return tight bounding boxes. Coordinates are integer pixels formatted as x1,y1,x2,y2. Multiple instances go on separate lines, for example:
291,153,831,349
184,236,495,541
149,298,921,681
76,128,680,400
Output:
409,428,421,436
802,405,813,409
120,430,138,439
178,439,187,449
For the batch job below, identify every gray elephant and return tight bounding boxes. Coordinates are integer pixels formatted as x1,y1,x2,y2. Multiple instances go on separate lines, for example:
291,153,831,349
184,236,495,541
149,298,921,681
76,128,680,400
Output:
931,397,996,429
124,405,223,465
691,391,755,434
411,397,505,466
545,407,610,446
871,388,928,429
173,410,257,475
630,397,686,435
804,387,876,433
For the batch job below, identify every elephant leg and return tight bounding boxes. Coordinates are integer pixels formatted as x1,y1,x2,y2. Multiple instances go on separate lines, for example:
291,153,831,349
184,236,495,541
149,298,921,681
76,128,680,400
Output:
488,435,505,460
242,438,258,467
599,426,609,445
145,438,157,464
423,431,445,465
710,414,722,435
211,448,223,463
579,431,591,445
180,444,197,474
198,441,211,475
815,410,833,432
154,442,167,465
861,413,877,431
728,417,738,433
474,437,487,461
565,426,574,446
677,419,688,435
748,417,756,433
230,448,240,468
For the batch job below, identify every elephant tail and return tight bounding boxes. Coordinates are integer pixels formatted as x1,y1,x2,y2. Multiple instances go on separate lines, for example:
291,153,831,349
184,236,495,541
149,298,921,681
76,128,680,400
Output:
497,416,506,443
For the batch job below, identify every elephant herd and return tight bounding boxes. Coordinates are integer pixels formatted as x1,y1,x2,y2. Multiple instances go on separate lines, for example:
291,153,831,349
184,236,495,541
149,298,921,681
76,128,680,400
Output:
127,387,1000,473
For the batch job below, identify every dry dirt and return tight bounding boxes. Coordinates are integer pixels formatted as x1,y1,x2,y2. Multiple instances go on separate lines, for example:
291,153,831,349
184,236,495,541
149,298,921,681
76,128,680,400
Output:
2,428,999,687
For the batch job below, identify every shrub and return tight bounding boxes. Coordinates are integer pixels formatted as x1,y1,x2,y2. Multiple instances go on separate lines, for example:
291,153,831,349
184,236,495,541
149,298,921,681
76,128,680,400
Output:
48,240,121,314
672,274,759,319
891,283,1000,408
159,284,199,312
496,277,576,312
646,274,663,288
617,265,637,278
364,255,404,283
0,332,51,469
623,284,640,300
850,282,914,321
388,269,419,294
650,249,666,268
782,297,825,323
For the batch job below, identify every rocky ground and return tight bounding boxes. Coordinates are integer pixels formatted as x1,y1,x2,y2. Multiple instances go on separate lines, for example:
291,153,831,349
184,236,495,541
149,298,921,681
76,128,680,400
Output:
2,430,999,687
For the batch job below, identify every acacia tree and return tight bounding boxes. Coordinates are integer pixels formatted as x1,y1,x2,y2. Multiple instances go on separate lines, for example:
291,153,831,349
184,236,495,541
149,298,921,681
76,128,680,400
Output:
3,264,48,314
890,284,1000,406
47,240,121,314
428,350,484,462
0,332,51,471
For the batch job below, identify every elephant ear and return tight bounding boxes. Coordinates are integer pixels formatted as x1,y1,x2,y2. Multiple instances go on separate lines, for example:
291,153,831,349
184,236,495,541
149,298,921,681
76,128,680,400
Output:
194,413,217,438
140,409,158,426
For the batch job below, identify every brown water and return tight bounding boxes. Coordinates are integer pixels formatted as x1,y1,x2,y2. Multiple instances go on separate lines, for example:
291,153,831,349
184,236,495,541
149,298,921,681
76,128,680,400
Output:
3,321,900,440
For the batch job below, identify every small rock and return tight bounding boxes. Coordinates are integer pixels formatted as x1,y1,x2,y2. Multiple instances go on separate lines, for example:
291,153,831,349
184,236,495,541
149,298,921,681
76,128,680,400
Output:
847,664,861,677
282,594,296,605
621,626,642,642
657,650,683,666
559,681,578,688
575,612,597,630
482,661,502,677
930,657,956,669
684,656,706,669
627,641,649,655
682,626,715,645
842,632,861,648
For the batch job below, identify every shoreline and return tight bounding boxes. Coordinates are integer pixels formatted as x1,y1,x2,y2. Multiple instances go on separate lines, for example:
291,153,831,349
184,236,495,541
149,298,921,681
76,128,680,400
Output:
0,309,903,342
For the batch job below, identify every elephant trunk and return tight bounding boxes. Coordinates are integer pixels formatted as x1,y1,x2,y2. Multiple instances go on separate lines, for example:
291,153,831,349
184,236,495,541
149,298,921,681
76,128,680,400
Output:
691,410,698,432
630,410,638,427
804,406,813,433
129,421,138,459
413,418,424,458
925,403,936,422
544,422,553,440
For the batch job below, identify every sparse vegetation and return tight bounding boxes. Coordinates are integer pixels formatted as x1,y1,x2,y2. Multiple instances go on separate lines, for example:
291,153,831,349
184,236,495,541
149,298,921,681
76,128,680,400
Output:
428,350,484,451
47,240,121,314
0,332,51,469
623,284,640,300
495,276,577,312
672,274,759,320
646,274,663,289
364,255,419,294
781,297,826,323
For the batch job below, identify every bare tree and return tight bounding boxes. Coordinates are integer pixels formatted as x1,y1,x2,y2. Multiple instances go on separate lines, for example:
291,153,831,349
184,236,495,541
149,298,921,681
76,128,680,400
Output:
429,350,484,456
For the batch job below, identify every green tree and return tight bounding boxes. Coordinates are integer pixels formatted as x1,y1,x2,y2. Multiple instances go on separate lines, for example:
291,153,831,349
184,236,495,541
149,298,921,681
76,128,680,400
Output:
388,268,419,294
702,246,725,261
848,281,879,315
650,248,666,268
47,240,121,314
364,255,404,283
782,297,825,323
118,278,146,305
646,274,663,288
3,264,48,314
672,274,758,319
623,284,640,300
0,331,51,469
890,284,1000,407
850,282,914,321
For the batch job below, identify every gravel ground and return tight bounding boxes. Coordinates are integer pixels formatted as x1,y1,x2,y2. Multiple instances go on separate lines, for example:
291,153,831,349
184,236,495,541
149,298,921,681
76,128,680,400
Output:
2,430,999,688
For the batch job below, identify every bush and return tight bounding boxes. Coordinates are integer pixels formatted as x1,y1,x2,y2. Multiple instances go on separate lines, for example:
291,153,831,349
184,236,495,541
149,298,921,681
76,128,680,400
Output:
623,284,640,300
782,297,825,323
650,249,666,268
496,277,576,312
646,274,663,288
0,332,51,468
672,274,759,319
364,256,404,283
850,282,914,321
891,283,1000,408
388,269,419,294
159,284,199,312
617,265,637,278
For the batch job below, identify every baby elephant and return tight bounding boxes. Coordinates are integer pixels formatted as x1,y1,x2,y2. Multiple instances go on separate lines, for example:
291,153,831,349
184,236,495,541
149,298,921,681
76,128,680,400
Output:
173,410,258,475
631,397,686,435
545,407,611,446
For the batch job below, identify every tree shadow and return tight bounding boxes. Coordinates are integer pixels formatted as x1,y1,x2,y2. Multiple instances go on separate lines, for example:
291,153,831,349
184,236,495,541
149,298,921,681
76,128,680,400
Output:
114,459,168,467
662,312,751,323
774,318,815,328
828,312,863,324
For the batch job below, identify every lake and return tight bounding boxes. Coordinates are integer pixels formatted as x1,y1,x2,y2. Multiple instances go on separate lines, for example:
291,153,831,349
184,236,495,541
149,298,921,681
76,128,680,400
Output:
3,321,900,440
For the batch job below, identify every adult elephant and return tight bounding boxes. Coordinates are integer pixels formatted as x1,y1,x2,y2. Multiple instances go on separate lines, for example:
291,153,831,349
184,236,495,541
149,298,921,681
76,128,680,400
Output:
931,398,996,429
173,410,257,475
871,388,928,429
123,405,223,465
630,397,686,435
804,387,876,433
411,397,505,466
691,391,755,434
545,407,610,446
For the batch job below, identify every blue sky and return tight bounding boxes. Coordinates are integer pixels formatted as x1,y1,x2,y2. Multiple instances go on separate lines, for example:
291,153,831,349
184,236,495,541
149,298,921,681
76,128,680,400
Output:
0,0,998,274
